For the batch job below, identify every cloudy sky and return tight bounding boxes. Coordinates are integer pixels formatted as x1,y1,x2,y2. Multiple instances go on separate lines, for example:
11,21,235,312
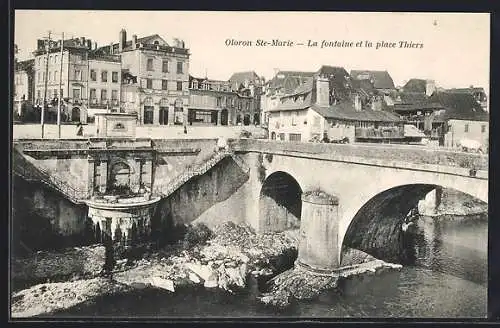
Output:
14,11,490,90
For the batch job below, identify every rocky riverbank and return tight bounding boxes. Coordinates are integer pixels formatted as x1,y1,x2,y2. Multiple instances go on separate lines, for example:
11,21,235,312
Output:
11,222,299,317
11,222,404,317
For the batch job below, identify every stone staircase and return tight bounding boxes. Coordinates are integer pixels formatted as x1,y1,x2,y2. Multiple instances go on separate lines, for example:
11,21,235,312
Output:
152,150,250,198
12,148,88,204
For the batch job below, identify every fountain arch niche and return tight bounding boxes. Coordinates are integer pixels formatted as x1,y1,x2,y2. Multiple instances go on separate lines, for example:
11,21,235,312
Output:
86,112,159,245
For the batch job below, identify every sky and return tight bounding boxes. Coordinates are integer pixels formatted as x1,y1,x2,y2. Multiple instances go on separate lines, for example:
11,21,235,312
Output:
14,11,490,91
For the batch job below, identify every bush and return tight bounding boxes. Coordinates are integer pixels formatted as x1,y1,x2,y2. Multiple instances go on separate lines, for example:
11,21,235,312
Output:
183,223,213,248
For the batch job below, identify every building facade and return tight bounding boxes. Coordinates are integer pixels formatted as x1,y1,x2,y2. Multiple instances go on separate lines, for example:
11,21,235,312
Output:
33,37,95,123
188,76,236,126
87,54,122,118
98,30,190,126
13,59,35,117
228,71,264,126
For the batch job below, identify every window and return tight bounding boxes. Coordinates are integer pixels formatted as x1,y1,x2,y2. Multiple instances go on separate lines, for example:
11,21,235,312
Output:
101,89,107,101
48,72,52,81
111,90,118,100
146,79,153,89
216,97,221,107
147,58,154,71
37,72,41,83
162,80,168,90
42,72,45,81
159,98,169,125
481,125,486,133
464,124,469,133
162,60,169,73
53,89,58,98
177,81,183,91
49,55,53,63
177,61,183,74
90,69,97,81
73,88,81,100
112,71,118,83
101,70,108,82
54,71,58,81
75,70,81,81
90,89,97,102
289,133,301,142
55,55,58,63
291,112,297,125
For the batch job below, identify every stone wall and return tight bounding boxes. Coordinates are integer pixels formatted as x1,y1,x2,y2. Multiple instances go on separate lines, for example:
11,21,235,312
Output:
151,155,249,240
233,139,488,171
12,176,89,255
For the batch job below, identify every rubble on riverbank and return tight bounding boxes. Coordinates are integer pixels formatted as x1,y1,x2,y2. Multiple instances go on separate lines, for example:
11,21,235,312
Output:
259,251,402,309
11,222,299,317
11,277,131,318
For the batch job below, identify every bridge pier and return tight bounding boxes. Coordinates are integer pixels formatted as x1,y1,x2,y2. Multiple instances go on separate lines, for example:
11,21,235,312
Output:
296,189,340,273
417,186,443,216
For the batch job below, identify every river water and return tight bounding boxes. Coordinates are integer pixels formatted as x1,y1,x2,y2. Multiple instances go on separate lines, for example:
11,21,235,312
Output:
46,213,488,319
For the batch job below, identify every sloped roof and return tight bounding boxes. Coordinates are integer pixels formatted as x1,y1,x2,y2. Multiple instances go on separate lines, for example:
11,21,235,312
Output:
267,71,315,94
403,79,427,93
94,34,171,55
228,71,260,84
429,92,489,121
350,70,395,89
317,65,349,77
311,102,402,122
396,92,428,104
447,87,486,94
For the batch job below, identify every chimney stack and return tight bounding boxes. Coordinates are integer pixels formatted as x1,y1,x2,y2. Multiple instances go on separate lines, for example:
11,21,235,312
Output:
80,37,85,46
93,42,98,50
315,76,330,107
132,35,137,49
109,42,114,55
354,94,362,111
119,29,127,52
426,79,436,97
86,39,92,49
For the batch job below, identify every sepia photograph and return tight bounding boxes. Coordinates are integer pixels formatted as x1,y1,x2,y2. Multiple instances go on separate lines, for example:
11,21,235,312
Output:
11,10,489,319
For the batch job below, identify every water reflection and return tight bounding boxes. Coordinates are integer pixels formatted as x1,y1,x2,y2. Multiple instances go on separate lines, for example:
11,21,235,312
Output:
44,213,488,318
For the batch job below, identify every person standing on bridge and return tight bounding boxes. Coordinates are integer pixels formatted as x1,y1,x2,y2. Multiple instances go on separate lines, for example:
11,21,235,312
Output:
76,122,83,137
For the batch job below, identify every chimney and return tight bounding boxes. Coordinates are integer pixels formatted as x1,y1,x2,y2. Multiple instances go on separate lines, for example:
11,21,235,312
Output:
80,37,85,46
132,35,137,49
315,76,330,107
426,79,436,97
354,94,362,111
109,42,114,55
371,96,382,111
86,39,92,49
93,42,98,50
119,29,127,52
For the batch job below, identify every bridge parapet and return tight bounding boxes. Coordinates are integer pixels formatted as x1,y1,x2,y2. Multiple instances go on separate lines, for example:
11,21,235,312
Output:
231,139,488,172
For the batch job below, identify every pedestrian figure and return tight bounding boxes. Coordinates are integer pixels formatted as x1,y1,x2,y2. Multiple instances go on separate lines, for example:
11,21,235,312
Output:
184,125,187,134
76,122,83,136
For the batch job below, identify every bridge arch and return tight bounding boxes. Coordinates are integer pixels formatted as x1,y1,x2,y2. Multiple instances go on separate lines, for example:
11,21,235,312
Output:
259,171,302,232
340,184,487,265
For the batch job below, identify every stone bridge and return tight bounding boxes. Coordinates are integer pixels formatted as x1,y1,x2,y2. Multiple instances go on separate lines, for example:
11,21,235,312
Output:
12,137,488,269
230,139,488,267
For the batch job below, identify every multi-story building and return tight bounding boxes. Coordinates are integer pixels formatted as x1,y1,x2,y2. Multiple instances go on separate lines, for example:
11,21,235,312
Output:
268,74,402,143
95,29,190,126
13,59,35,117
33,36,95,123
188,76,236,126
228,71,264,125
87,53,122,118
429,91,489,151
261,70,315,126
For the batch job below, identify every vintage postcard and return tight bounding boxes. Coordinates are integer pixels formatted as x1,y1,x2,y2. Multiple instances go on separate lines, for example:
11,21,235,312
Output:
11,10,489,320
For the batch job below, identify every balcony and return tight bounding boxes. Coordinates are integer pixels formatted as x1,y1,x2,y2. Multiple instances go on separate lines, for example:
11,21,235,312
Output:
88,99,119,109
355,127,404,139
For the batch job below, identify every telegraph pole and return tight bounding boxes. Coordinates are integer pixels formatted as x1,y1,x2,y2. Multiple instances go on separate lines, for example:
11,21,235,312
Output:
41,31,51,139
57,32,64,139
